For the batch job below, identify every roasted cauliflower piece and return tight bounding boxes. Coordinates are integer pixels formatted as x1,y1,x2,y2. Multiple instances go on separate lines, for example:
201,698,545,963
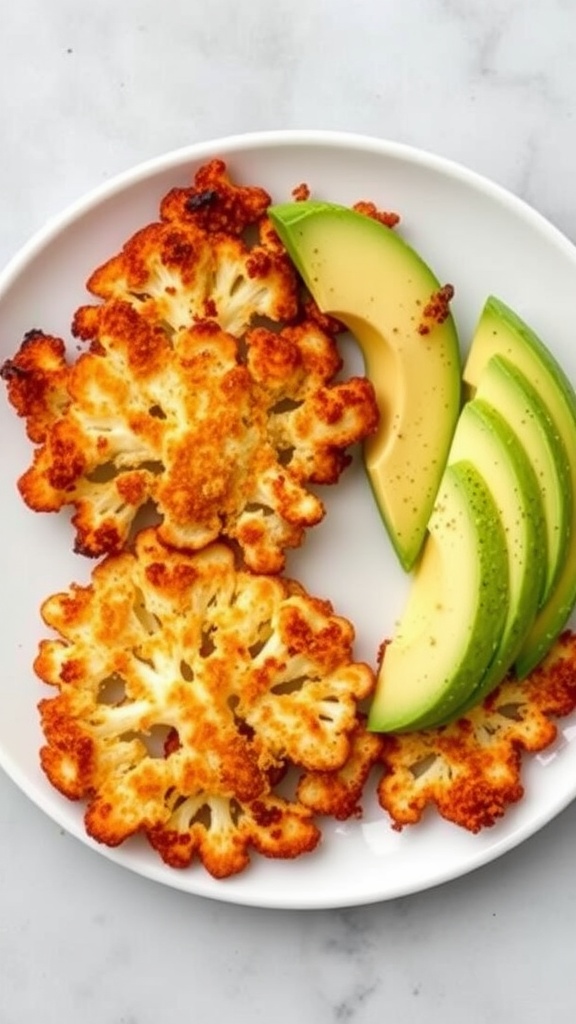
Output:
9,302,377,569
85,219,298,339
85,158,297,337
0,329,70,444
376,631,576,833
299,631,576,832
297,718,384,821
3,158,378,569
35,527,374,876
159,157,272,235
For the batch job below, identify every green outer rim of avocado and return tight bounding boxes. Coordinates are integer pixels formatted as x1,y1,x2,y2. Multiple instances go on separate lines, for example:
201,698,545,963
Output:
435,399,546,725
474,354,572,605
465,296,576,677
367,461,509,734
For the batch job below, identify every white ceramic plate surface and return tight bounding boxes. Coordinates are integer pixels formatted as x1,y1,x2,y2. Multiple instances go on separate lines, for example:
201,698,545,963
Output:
2,130,576,910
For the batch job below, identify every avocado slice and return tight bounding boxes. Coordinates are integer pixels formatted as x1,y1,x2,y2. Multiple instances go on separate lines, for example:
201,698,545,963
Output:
436,399,546,723
474,354,571,605
268,200,461,571
465,296,576,676
367,461,509,733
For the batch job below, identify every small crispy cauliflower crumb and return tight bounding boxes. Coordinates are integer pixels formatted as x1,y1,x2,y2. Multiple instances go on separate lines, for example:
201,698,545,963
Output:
35,527,374,876
376,631,576,832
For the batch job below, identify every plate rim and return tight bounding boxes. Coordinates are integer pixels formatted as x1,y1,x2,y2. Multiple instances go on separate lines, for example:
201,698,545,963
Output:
2,128,576,910
2,128,576,295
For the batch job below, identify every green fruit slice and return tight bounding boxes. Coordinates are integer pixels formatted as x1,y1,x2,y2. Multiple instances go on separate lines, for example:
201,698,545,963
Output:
367,461,509,733
438,399,546,722
474,355,571,605
465,296,576,676
268,200,461,570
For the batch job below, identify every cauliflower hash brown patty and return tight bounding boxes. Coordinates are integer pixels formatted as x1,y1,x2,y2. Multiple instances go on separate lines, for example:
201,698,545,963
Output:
2,158,378,571
35,528,375,877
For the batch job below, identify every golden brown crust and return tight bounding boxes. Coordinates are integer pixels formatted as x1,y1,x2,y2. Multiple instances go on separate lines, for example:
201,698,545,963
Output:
84,219,298,337
159,158,271,235
0,330,70,444
376,631,576,832
35,527,374,876
4,159,379,570
12,303,377,569
297,717,384,820
417,284,455,336
291,182,311,202
352,200,401,229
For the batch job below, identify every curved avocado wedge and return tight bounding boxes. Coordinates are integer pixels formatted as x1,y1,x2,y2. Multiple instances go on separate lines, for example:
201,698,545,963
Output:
268,200,461,571
464,296,576,677
474,355,572,605
436,399,546,724
367,461,509,733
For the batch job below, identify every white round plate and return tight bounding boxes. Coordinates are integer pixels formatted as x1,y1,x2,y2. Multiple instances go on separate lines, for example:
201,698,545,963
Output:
2,130,576,910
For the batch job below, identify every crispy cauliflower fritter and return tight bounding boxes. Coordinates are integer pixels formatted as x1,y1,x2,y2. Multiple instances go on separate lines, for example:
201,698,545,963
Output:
2,158,378,570
297,632,576,832
8,304,376,570
376,631,576,832
35,528,374,876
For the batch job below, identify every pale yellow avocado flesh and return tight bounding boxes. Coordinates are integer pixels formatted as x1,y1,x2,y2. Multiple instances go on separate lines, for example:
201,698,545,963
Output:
465,296,576,677
367,461,509,733
268,201,461,571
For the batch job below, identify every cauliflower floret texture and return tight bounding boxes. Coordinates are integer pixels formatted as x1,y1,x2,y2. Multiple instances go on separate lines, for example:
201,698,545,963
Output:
376,630,576,832
2,158,378,570
298,631,576,833
36,528,374,876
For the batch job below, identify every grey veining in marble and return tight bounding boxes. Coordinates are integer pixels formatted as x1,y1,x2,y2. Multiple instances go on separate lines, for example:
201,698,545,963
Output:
3,1,576,1022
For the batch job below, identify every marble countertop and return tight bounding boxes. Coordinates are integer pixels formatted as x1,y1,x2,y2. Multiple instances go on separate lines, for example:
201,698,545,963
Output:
2,1,576,1020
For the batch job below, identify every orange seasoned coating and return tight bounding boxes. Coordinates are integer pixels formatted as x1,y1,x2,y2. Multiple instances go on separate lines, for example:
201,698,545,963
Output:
0,330,70,444
159,158,272,235
246,320,378,484
297,718,384,820
291,182,311,202
417,283,455,336
376,630,576,833
11,302,377,570
85,218,298,338
256,214,291,257
35,528,374,876
301,295,347,339
3,159,379,569
352,200,401,229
